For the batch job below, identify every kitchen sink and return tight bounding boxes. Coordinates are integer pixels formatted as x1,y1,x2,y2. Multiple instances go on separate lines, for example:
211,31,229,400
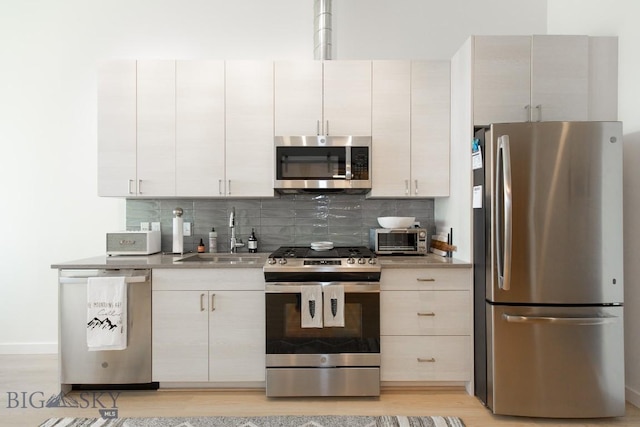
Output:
175,253,263,264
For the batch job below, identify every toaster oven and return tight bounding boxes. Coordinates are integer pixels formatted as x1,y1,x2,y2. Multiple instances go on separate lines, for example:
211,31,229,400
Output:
369,228,427,255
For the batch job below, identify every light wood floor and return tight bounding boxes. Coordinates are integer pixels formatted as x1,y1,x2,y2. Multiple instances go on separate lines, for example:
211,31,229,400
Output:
1,355,639,427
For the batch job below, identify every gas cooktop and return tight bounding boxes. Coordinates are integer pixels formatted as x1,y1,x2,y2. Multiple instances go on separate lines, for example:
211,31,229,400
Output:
264,246,380,282
268,246,376,260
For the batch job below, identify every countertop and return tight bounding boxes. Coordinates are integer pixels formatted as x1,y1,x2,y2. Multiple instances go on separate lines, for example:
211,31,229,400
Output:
51,252,470,270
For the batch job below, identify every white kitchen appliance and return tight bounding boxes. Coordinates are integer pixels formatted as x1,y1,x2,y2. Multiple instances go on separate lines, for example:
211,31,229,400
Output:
106,230,161,256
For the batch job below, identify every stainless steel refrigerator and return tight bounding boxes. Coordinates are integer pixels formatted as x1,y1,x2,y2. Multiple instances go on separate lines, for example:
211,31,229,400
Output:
473,121,625,418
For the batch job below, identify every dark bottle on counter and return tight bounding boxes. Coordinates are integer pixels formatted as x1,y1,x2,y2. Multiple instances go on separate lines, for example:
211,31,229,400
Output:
197,238,206,253
248,228,258,253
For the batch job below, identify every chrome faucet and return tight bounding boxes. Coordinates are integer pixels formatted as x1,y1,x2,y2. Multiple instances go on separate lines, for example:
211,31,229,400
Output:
229,207,245,253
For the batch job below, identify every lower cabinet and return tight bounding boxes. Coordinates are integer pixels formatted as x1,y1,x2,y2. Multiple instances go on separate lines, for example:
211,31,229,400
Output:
380,267,472,383
381,336,471,381
152,269,265,384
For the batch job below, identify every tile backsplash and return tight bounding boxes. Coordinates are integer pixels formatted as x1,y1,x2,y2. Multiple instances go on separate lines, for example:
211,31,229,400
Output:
126,194,435,253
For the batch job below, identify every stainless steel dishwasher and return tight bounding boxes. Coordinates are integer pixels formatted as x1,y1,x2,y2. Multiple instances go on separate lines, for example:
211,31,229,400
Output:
58,269,153,387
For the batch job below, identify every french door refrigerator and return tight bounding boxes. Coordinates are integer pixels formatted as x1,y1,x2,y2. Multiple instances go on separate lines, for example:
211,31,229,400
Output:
473,121,625,418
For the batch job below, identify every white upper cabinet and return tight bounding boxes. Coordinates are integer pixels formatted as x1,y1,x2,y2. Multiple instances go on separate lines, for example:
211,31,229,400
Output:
473,35,615,126
322,61,372,136
411,61,450,197
274,60,372,136
225,61,274,197
370,60,450,198
98,60,274,198
370,60,411,198
274,61,323,135
530,35,589,122
473,36,532,125
136,60,176,197
175,60,225,197
97,60,137,197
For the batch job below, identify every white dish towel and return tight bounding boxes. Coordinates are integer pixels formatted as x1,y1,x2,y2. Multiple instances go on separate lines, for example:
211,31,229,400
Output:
323,285,345,327
301,285,323,328
87,276,127,351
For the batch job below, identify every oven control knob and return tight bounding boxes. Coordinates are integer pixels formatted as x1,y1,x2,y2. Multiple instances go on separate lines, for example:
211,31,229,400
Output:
358,258,366,264
347,257,355,264
368,258,377,265
278,258,287,265
268,258,277,265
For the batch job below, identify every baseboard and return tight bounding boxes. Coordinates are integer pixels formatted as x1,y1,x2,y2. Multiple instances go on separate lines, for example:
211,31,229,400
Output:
0,342,57,354
626,385,640,408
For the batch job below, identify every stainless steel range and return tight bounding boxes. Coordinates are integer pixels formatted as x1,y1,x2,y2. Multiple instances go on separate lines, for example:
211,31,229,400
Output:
264,246,381,397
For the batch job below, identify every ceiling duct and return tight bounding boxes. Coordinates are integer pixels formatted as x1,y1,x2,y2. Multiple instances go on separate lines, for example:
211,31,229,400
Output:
314,0,332,60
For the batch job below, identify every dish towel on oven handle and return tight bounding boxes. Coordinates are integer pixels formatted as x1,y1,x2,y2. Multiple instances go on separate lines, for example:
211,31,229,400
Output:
86,276,127,351
301,285,323,328
323,284,345,327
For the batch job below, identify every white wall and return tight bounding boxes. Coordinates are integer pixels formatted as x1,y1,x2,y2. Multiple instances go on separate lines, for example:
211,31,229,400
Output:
0,0,546,354
548,0,640,407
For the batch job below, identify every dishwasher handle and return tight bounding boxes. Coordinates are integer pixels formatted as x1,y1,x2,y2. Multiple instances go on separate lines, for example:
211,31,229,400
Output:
59,275,149,284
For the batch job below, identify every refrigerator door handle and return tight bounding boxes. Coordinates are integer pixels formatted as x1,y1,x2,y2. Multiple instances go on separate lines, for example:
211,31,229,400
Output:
495,135,513,291
503,314,618,326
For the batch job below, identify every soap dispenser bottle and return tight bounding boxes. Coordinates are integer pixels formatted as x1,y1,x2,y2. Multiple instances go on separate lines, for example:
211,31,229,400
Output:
248,228,258,253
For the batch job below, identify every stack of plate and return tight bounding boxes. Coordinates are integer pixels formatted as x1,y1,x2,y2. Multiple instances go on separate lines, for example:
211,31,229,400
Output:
310,241,334,251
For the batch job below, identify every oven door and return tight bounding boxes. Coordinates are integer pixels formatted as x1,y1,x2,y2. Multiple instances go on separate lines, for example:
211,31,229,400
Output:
265,282,380,367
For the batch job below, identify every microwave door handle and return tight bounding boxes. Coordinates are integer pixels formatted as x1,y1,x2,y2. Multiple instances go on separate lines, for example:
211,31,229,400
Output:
345,147,352,180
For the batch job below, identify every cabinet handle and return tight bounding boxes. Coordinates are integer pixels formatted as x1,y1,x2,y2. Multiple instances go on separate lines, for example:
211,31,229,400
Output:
405,180,409,196
524,105,531,122
414,180,418,195
218,179,223,196
227,180,231,196
535,104,542,122
128,179,135,195
326,120,329,135
138,179,142,194
417,357,436,363
211,293,216,311
417,312,436,317
416,278,435,282
317,120,321,136
200,293,206,312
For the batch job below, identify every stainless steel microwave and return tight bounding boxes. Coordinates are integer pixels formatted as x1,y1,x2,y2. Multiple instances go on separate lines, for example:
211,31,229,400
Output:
274,136,371,194
369,228,428,255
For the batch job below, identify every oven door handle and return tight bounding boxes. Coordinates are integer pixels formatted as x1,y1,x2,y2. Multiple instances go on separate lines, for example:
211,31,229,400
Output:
265,282,380,293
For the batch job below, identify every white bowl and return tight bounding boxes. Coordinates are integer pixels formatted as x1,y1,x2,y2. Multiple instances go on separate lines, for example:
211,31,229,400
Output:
377,216,415,229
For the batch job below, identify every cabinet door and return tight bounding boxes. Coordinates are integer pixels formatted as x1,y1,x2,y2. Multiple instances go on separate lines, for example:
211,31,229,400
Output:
152,290,209,382
323,61,372,136
274,61,323,135
531,35,589,121
588,37,618,121
411,61,450,197
97,61,137,196
137,60,176,196
381,290,470,336
370,61,411,197
209,291,265,382
225,61,275,197
175,60,225,197
473,36,532,125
